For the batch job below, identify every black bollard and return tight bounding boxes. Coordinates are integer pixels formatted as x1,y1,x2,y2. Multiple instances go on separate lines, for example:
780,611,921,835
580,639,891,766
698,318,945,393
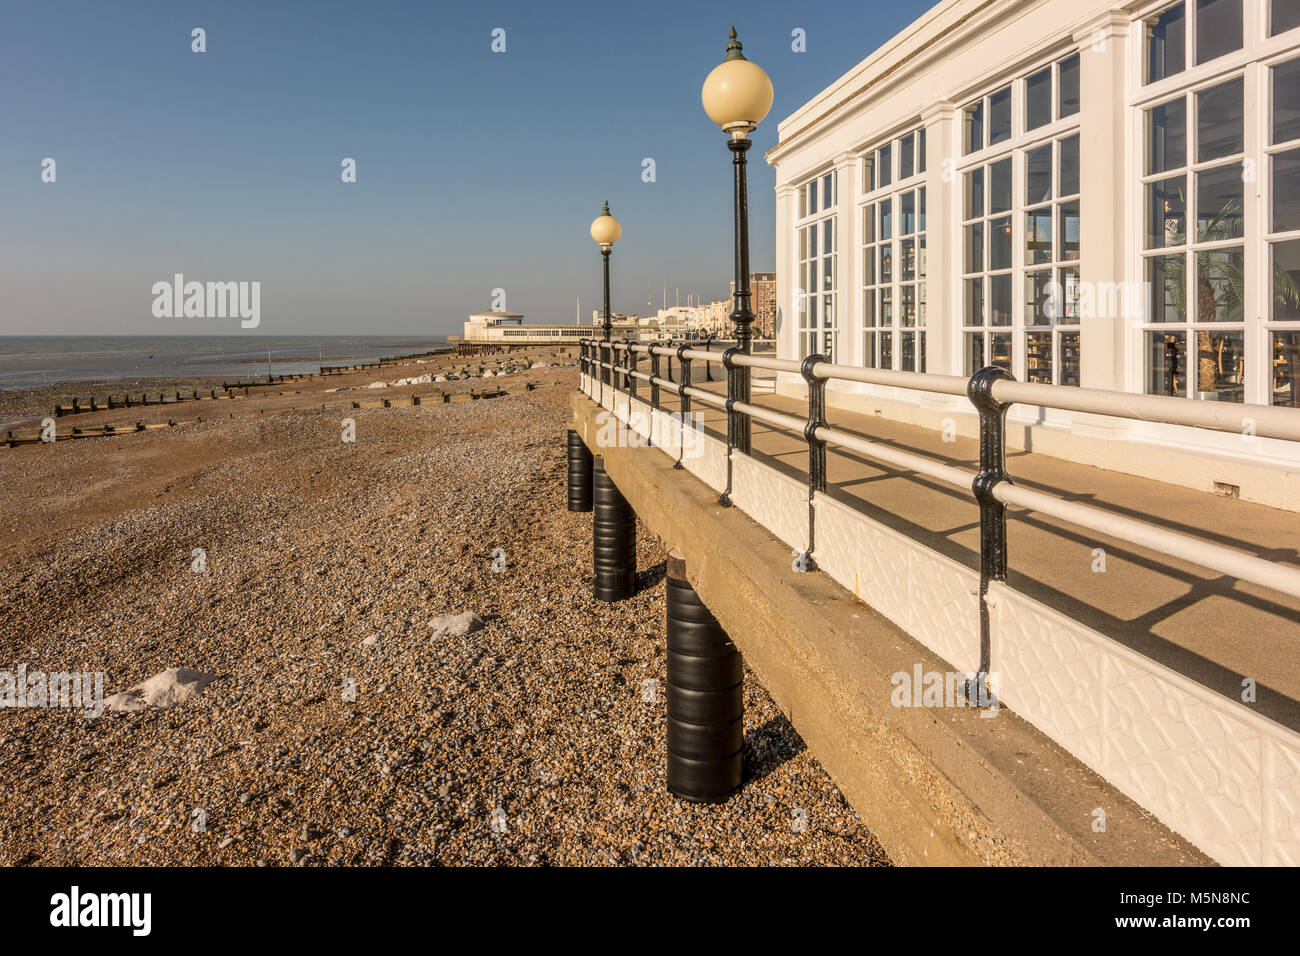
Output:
592,456,635,601
567,429,594,512
665,551,743,803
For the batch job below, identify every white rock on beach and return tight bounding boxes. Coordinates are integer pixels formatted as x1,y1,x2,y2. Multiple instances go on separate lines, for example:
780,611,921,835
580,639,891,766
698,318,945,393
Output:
367,381,388,389
104,668,218,713
430,612,484,639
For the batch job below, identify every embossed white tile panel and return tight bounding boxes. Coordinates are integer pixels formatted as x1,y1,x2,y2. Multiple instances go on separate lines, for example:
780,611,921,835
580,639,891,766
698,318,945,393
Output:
813,493,982,677
733,455,808,551
990,581,1300,866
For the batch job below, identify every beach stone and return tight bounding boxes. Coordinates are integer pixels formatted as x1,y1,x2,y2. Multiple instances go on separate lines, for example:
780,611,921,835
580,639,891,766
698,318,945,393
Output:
104,667,218,712
367,381,387,389
429,612,484,639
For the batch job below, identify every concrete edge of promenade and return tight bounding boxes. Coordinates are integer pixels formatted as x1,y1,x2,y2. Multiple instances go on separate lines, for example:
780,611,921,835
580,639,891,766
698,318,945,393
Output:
570,390,1210,867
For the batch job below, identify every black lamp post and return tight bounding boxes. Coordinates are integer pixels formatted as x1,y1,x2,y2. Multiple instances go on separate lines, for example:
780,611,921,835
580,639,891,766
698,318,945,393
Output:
702,27,773,455
590,201,622,385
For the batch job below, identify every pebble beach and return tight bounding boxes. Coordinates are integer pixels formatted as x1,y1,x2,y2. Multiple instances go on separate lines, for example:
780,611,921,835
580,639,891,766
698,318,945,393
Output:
0,348,888,866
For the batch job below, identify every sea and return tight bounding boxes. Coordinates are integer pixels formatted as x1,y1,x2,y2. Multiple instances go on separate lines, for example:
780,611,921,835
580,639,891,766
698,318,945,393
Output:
0,335,451,391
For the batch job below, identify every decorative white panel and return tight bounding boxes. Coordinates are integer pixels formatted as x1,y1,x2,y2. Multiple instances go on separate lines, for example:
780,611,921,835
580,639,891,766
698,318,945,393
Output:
990,581,1300,867
732,455,808,552
814,492,981,677
683,433,728,493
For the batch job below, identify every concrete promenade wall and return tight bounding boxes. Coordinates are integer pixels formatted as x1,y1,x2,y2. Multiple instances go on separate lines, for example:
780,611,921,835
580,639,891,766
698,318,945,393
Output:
573,382,1212,866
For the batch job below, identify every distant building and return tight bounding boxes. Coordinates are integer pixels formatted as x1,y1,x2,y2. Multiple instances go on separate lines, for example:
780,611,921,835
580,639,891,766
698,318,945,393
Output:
464,309,636,344
729,272,778,338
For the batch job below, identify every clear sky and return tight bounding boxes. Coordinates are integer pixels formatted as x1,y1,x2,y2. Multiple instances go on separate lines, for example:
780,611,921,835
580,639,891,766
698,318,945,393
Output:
0,0,936,336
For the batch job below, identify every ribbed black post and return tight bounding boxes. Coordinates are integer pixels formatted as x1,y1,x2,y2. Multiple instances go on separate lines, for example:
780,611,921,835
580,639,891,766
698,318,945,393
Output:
566,429,593,512
968,365,1014,706
665,551,743,803
592,457,636,601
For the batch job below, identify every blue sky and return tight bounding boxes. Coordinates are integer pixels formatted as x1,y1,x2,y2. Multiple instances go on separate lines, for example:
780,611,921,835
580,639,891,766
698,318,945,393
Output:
0,0,935,335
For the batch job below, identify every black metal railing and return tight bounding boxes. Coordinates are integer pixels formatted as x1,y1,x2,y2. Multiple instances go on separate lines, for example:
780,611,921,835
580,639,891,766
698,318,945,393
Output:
578,338,1300,700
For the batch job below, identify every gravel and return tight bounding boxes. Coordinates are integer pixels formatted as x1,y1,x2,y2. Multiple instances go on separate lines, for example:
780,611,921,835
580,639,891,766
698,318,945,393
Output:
0,351,888,866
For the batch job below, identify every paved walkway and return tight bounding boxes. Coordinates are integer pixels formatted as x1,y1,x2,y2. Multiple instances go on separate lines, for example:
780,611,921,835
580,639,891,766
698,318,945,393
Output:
632,374,1300,730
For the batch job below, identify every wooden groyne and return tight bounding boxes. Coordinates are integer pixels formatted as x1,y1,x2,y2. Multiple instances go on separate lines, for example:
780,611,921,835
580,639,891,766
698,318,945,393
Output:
4,419,199,448
53,388,250,418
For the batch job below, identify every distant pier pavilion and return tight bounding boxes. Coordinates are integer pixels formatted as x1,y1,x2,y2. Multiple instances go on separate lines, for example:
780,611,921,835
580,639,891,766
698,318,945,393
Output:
461,309,637,347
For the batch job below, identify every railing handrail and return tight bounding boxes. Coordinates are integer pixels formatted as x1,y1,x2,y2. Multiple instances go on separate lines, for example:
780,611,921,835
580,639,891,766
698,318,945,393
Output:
582,338,1300,443
576,340,1300,606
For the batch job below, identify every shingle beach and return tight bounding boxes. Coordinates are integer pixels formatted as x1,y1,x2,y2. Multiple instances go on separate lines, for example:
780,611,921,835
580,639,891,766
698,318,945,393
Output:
0,350,887,866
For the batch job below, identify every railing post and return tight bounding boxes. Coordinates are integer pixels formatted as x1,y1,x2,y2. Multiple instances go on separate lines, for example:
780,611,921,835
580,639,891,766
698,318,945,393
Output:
967,365,1014,708
650,348,661,411
719,346,741,507
674,344,692,470
799,354,828,570
703,338,714,383
625,340,637,399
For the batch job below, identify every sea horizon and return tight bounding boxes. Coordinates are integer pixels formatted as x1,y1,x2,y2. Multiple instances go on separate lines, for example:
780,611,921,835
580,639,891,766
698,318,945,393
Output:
0,334,452,391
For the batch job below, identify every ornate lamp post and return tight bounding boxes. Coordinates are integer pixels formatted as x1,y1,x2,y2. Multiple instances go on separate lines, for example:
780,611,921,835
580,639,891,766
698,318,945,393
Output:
590,201,622,343
702,26,772,455
590,201,621,389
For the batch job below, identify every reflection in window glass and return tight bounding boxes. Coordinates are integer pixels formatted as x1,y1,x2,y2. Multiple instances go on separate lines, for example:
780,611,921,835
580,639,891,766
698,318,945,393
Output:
1196,166,1244,241
1274,149,1300,233
1275,239,1300,321
1025,331,1053,383
989,87,1012,145
1275,57,1300,145
1147,176,1187,248
1058,54,1080,116
1027,144,1053,204
900,191,916,236
1148,254,1187,323
990,159,1012,213
1195,248,1245,322
1060,135,1080,196
1026,209,1052,265
1273,332,1300,406
1274,0,1300,34
1026,67,1052,130
1147,330,1186,396
1059,202,1080,261
1194,329,1245,399
965,279,984,324
900,133,915,179
965,332,985,375
1195,77,1243,163
990,217,1012,270
964,168,984,220
1195,0,1242,65
1147,98,1186,175
1145,4,1186,83
879,144,892,188
991,275,1013,326
965,223,984,272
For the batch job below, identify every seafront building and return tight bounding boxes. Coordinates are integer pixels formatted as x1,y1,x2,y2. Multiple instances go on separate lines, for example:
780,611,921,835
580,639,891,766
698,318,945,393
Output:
461,309,637,345
767,0,1300,510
